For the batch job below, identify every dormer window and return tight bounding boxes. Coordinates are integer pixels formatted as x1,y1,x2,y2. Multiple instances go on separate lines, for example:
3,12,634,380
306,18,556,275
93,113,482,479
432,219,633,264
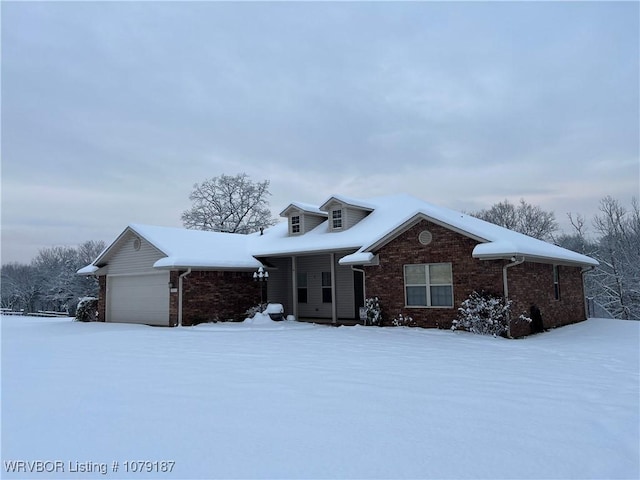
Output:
332,209,343,229
291,215,301,234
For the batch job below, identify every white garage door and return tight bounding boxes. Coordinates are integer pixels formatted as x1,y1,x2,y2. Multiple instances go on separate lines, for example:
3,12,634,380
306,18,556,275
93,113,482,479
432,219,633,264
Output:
107,273,170,326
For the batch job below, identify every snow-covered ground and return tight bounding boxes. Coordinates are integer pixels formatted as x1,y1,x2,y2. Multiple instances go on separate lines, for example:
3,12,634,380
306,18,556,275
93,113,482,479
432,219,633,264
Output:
2,315,638,479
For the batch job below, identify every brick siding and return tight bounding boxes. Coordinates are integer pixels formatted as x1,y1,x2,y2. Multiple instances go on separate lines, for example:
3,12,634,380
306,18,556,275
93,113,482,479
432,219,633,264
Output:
365,219,587,337
178,270,260,326
507,263,587,337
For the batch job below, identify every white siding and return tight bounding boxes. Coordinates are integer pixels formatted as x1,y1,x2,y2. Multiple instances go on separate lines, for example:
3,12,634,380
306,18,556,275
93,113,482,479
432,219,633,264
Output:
266,257,293,315
303,214,326,232
324,200,370,231
344,207,369,229
335,258,355,318
104,231,166,275
294,254,356,319
287,211,327,235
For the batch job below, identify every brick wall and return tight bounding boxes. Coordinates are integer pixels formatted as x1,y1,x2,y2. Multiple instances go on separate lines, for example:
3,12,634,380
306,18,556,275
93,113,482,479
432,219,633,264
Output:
367,220,504,329
507,263,587,337
179,270,260,326
365,219,587,337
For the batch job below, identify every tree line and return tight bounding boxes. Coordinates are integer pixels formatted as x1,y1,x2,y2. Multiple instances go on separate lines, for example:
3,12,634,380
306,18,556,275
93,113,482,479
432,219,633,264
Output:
1,241,105,315
473,196,639,320
1,172,637,320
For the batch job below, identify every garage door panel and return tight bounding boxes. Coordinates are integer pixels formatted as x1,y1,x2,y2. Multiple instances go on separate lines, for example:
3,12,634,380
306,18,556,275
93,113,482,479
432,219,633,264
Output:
107,273,169,326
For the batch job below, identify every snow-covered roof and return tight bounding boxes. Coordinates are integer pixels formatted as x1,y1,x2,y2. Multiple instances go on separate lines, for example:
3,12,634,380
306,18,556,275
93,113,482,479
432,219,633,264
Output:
131,224,263,270
319,194,376,212
79,194,598,274
279,202,328,217
253,194,598,267
78,224,262,274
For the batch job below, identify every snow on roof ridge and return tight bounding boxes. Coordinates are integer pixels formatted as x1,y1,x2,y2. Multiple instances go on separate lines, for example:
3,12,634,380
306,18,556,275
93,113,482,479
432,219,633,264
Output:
127,223,262,269
320,194,377,211
279,201,328,217
255,193,598,267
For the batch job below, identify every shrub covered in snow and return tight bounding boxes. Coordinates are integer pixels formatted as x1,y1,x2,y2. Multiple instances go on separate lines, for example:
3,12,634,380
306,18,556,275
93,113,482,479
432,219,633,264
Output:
364,297,382,326
245,303,266,318
75,297,98,322
452,291,530,337
392,313,415,327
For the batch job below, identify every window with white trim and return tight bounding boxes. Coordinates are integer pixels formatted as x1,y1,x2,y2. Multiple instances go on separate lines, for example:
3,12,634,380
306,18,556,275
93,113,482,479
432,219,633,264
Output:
404,263,453,307
331,209,343,229
291,215,301,234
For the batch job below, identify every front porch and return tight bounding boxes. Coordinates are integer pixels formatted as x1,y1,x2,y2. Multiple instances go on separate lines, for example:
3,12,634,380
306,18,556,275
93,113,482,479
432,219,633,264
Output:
296,317,366,326
262,251,366,324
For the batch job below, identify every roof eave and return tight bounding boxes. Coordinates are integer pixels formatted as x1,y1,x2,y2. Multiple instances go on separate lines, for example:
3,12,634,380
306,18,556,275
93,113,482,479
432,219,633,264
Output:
472,252,599,268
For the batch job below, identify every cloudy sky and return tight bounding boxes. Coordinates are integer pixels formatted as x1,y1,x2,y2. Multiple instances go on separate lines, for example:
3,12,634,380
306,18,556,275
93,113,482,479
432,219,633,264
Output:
2,1,638,264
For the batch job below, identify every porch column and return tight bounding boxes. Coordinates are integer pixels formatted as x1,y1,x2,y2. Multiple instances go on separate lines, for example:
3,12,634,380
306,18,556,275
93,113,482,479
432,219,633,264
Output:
331,253,337,324
291,256,298,320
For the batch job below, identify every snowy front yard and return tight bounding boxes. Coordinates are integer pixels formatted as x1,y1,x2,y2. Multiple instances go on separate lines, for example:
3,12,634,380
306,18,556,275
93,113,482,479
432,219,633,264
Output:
2,315,638,479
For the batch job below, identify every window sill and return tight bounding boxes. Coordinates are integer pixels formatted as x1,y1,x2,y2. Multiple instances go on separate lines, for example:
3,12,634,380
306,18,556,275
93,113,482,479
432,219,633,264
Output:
405,305,454,309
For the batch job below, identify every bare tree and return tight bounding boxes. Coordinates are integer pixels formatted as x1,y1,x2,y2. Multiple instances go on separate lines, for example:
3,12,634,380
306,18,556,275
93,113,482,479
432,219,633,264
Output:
590,196,640,320
1,263,42,313
181,173,277,234
1,240,106,314
32,246,81,312
471,199,558,241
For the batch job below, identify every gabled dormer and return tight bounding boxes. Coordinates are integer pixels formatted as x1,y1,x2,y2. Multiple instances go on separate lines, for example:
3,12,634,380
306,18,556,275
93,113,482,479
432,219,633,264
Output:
280,202,328,236
319,195,375,232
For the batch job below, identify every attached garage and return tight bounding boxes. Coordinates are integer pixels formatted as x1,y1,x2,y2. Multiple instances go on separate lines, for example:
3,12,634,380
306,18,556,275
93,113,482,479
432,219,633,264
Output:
106,272,170,326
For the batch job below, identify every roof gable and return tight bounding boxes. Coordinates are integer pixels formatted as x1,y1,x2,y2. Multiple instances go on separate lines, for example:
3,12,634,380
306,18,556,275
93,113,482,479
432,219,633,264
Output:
81,194,598,273
255,194,598,267
279,202,328,218
319,195,375,212
81,224,262,273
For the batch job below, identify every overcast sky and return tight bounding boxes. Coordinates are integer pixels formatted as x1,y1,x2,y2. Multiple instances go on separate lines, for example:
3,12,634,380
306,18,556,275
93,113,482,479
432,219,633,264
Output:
2,1,638,264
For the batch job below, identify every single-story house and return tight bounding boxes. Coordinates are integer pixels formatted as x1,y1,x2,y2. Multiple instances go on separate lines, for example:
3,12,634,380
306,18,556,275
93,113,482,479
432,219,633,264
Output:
78,193,598,337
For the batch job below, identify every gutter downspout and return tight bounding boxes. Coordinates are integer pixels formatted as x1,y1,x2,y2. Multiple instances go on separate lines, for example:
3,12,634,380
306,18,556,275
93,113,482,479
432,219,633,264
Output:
503,256,525,338
178,268,192,327
351,266,366,325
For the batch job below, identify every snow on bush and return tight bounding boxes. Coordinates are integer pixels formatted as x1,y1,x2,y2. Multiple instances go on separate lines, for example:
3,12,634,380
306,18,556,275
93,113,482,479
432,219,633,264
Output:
75,297,98,322
392,313,415,327
245,303,266,318
452,291,531,337
364,297,382,326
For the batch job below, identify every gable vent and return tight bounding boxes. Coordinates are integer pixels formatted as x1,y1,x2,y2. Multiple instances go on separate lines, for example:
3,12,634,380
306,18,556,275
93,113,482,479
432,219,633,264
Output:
418,230,433,246
133,237,141,251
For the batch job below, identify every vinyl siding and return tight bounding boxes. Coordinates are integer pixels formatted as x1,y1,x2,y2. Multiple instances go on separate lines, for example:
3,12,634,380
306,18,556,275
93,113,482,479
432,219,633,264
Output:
294,254,356,319
344,207,369,229
266,257,293,315
303,214,326,232
103,232,165,275
288,211,327,235
324,200,370,231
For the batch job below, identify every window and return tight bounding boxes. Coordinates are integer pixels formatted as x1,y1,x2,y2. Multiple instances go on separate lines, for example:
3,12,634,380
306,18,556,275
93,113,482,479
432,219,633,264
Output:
297,272,308,303
404,263,453,307
332,209,343,229
553,265,561,300
291,215,300,234
322,272,332,303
